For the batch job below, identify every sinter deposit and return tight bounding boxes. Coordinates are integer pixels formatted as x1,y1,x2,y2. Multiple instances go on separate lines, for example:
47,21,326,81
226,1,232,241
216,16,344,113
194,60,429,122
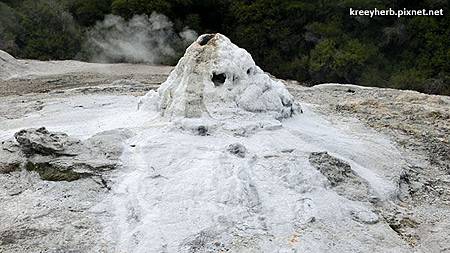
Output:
0,50,26,80
1,34,449,253
139,34,297,121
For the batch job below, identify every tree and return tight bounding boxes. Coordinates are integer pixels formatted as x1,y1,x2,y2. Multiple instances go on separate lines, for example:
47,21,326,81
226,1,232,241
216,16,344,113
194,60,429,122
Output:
68,0,112,27
17,0,83,60
0,2,22,56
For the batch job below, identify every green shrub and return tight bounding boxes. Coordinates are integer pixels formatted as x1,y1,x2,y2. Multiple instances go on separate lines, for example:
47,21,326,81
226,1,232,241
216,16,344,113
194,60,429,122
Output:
358,67,389,88
18,0,83,60
0,3,22,56
308,39,338,83
68,0,112,27
390,69,427,92
333,39,377,82
309,39,376,83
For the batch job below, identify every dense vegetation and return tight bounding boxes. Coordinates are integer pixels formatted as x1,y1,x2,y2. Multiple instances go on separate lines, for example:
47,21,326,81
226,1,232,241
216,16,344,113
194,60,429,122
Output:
0,0,448,95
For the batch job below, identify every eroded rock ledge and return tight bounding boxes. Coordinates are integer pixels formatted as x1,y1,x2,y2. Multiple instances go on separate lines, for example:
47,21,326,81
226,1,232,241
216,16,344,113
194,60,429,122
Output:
0,127,133,181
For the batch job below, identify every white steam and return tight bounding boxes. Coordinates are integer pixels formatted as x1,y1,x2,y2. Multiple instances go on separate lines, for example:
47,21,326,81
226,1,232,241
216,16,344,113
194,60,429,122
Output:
84,12,197,64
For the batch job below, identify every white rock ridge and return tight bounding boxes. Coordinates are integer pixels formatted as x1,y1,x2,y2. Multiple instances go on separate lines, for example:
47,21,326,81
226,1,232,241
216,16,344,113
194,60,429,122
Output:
139,33,298,120
0,50,26,80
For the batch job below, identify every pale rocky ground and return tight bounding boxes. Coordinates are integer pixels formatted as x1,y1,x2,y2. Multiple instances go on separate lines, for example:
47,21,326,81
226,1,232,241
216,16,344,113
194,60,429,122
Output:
0,39,449,253
290,84,450,252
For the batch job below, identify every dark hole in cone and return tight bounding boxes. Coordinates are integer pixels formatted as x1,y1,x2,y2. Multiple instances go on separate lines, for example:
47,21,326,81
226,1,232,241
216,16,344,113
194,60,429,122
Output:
212,73,226,86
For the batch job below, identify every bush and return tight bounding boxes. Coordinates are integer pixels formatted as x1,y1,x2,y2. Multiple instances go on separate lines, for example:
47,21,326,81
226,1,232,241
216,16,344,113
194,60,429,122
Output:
17,0,83,60
334,39,377,82
68,0,112,27
309,39,376,83
0,3,22,56
390,69,427,92
308,39,338,83
358,67,389,88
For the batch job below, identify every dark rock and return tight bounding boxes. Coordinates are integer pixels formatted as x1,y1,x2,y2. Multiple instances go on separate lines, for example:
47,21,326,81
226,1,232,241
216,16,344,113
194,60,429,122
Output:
179,229,230,253
0,227,50,246
227,143,247,158
309,151,370,201
14,127,79,156
309,151,353,186
197,126,208,136
0,162,21,174
197,34,215,46
25,162,86,182
1,127,133,181
0,140,24,173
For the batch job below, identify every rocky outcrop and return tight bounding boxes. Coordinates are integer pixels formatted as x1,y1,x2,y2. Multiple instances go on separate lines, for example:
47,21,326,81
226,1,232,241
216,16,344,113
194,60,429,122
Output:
14,127,80,156
0,141,23,173
139,34,298,120
0,127,133,181
226,143,247,158
309,151,370,201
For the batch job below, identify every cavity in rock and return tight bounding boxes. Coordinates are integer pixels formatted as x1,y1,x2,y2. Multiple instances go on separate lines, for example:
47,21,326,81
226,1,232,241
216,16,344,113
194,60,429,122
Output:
197,34,215,46
212,73,226,87
197,126,208,136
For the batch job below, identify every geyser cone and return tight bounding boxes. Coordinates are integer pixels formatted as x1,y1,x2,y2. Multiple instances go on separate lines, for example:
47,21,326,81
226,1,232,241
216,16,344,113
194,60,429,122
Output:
139,33,298,120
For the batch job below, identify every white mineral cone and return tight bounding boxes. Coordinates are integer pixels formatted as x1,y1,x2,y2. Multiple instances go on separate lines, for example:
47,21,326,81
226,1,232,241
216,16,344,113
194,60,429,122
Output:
139,33,298,120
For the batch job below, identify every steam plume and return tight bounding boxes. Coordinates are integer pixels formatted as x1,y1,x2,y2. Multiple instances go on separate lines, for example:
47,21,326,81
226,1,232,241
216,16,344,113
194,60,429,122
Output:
84,12,197,64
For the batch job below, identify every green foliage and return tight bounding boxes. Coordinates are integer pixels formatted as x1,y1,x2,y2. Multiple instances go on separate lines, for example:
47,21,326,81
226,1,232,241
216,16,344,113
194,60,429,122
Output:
334,39,377,82
14,0,83,60
68,0,112,26
111,0,171,18
0,2,22,55
110,0,229,32
309,39,377,83
309,39,338,82
391,69,427,91
391,70,450,95
358,67,389,88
